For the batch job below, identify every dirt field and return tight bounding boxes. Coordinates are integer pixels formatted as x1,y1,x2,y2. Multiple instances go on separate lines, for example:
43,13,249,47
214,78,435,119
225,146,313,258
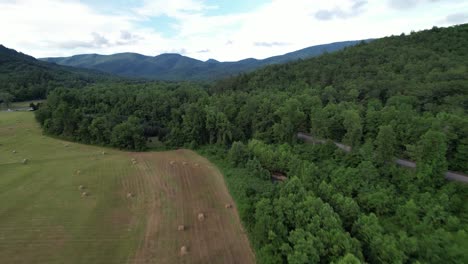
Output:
129,150,255,264
0,112,255,264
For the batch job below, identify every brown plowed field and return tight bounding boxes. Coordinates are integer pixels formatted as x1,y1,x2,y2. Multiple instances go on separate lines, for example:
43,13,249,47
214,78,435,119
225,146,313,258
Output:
128,149,255,264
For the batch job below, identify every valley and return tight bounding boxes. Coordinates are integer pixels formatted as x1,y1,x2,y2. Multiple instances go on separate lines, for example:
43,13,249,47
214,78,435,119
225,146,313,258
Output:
0,12,467,263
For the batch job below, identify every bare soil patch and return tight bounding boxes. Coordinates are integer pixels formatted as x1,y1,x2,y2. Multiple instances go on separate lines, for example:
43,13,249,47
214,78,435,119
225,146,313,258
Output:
130,149,255,264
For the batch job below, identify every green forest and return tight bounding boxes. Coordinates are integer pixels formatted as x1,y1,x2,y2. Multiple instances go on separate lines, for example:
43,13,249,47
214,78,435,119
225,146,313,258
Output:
0,45,114,102
28,24,468,263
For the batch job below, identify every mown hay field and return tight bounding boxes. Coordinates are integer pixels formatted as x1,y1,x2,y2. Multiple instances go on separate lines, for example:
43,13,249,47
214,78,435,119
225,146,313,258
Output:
0,112,254,264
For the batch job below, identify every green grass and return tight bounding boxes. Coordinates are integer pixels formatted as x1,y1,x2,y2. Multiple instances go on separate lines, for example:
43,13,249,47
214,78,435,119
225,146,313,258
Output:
0,112,143,263
0,100,44,111
0,112,257,263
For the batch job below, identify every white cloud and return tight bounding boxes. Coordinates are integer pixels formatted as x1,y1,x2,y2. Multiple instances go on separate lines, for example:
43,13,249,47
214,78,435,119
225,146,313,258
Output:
444,12,468,24
314,0,368,20
0,0,467,61
1,0,135,55
134,0,215,18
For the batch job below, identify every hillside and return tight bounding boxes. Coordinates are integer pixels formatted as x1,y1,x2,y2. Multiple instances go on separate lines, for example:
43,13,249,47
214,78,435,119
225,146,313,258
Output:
212,24,468,171
37,24,468,263
41,40,366,81
0,45,114,102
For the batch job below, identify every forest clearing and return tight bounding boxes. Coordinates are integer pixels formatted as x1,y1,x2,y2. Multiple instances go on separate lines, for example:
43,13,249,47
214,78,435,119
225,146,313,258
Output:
0,111,254,264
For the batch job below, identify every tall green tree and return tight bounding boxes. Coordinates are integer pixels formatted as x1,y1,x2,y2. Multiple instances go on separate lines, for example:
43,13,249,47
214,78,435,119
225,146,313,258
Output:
0,92,13,108
287,228,320,264
453,137,468,172
335,253,362,264
110,116,146,150
416,130,447,185
342,110,362,148
228,141,250,166
375,125,396,165
273,98,306,143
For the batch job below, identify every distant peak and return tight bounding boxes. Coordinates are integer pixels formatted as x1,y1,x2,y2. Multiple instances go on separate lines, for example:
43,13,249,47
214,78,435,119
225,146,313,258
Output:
239,58,258,62
157,53,183,57
206,59,219,63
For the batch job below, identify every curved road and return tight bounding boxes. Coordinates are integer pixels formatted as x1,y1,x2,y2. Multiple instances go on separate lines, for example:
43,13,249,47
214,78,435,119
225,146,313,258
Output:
297,132,468,184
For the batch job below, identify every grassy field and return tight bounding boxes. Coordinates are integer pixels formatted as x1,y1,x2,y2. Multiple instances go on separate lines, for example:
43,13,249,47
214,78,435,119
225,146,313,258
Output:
0,100,44,111
0,112,254,264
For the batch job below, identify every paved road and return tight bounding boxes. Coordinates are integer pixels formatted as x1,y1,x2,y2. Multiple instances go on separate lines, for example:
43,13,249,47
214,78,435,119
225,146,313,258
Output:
395,158,416,168
297,132,468,184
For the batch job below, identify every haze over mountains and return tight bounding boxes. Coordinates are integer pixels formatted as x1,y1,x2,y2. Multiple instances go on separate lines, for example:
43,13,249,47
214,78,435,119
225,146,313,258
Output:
1,39,367,101
41,40,368,81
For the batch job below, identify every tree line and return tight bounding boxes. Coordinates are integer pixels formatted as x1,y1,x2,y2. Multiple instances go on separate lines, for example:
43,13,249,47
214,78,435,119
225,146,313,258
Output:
35,24,468,263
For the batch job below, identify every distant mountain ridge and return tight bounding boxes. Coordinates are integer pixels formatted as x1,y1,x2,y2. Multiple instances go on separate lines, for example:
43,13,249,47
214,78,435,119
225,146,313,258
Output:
41,40,370,81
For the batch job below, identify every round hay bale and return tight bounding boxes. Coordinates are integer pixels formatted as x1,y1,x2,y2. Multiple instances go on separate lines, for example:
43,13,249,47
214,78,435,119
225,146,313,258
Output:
81,191,89,197
197,213,205,221
76,170,81,175
194,163,199,167
132,161,137,165
178,225,185,231
126,192,134,198
78,185,85,190
101,151,106,155
170,161,175,165
12,150,16,154
182,161,188,166
180,246,188,255
22,158,28,164
225,203,232,209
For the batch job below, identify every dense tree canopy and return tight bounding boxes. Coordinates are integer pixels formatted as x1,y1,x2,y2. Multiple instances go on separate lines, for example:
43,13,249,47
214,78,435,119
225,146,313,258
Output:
35,24,468,263
0,45,115,101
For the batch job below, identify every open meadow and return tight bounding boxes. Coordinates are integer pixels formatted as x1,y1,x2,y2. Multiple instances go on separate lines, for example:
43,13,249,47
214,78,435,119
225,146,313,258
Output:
0,111,254,264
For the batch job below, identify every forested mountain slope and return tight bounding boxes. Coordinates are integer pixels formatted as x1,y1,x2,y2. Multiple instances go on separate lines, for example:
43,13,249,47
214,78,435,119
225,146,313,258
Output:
36,24,468,263
0,45,114,102
37,24,468,171
216,25,467,112
41,40,365,81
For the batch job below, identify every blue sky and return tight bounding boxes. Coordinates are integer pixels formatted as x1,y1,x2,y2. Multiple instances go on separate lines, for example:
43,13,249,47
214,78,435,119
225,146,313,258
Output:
0,0,467,61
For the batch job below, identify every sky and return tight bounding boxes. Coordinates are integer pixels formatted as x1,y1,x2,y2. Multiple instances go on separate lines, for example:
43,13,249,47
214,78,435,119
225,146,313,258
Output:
0,0,467,61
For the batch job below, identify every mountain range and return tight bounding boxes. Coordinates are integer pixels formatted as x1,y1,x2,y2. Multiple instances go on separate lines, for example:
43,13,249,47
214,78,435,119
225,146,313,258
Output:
41,40,369,81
